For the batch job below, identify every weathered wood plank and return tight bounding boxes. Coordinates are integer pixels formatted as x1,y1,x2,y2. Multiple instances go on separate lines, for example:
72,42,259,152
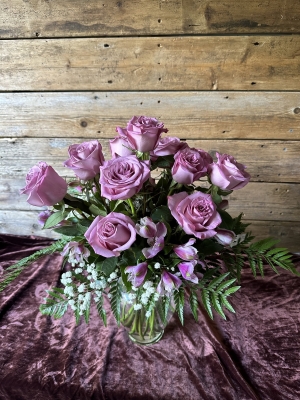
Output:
1,92,299,140
1,211,299,252
1,177,299,222
1,138,299,183
1,36,300,91
1,0,299,38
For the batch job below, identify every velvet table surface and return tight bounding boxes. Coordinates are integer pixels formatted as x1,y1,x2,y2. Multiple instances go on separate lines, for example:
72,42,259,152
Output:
0,234,300,400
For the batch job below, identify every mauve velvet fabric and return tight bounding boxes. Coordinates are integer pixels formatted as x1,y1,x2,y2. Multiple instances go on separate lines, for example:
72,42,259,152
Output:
0,234,300,400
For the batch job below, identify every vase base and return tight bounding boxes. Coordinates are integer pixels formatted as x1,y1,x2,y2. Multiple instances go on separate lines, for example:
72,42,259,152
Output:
128,330,164,345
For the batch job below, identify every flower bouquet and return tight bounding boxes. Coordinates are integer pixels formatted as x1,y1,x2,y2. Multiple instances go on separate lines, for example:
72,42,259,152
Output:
1,116,298,345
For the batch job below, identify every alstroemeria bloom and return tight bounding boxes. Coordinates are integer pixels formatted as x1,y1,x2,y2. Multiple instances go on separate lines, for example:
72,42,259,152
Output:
178,261,199,284
157,270,182,294
61,242,90,265
125,262,148,287
215,229,236,246
174,238,198,261
136,218,167,259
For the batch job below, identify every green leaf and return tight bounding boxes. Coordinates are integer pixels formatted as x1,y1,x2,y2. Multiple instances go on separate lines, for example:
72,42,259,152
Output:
89,203,107,217
99,257,118,276
211,293,226,319
151,155,174,170
221,296,236,313
39,289,68,319
174,286,185,325
120,266,132,292
189,290,198,322
84,292,91,324
207,272,230,291
151,206,173,223
162,296,171,324
224,286,241,296
44,210,68,229
110,279,121,324
96,296,107,326
53,224,87,236
215,278,237,294
201,289,213,319
250,238,279,252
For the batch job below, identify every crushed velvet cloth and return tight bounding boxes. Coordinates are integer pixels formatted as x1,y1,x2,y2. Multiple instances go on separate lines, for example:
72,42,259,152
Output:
0,234,300,400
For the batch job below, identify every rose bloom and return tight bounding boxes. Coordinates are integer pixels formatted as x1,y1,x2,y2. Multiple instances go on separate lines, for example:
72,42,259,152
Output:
64,140,105,180
109,135,134,158
84,212,136,257
100,155,150,200
151,136,187,158
172,147,213,184
168,191,222,239
20,162,67,207
209,152,250,190
116,116,168,152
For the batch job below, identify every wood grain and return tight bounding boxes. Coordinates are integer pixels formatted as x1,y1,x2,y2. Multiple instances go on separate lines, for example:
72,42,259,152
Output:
1,36,300,91
1,92,299,140
1,175,299,223
1,211,299,252
1,137,299,183
1,0,299,38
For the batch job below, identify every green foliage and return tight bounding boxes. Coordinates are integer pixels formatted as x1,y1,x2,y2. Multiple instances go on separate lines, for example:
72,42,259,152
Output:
53,223,88,236
151,155,174,170
44,210,69,229
151,206,173,223
174,286,185,325
189,289,198,322
200,273,240,320
110,279,121,325
96,296,107,326
97,257,118,277
39,288,69,319
0,238,69,293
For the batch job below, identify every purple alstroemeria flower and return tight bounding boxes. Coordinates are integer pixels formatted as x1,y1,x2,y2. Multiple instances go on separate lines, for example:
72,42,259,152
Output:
215,229,236,246
174,238,198,261
125,262,148,287
136,217,167,259
178,261,199,284
61,242,90,265
157,270,182,294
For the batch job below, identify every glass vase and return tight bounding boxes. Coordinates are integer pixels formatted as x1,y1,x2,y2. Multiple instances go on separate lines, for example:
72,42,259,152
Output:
120,288,175,345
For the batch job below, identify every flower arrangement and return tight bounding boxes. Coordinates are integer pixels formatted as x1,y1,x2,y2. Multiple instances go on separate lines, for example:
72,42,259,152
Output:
1,116,298,344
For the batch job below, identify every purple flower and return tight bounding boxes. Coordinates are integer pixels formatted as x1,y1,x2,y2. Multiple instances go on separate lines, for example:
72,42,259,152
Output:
110,135,135,158
208,152,251,190
64,140,105,180
20,162,67,207
171,147,213,184
168,191,222,240
157,270,182,294
100,155,150,200
116,116,168,153
37,210,53,226
125,262,148,287
174,238,198,261
84,212,136,257
61,241,90,264
178,261,199,284
151,136,187,158
136,218,167,259
214,229,236,246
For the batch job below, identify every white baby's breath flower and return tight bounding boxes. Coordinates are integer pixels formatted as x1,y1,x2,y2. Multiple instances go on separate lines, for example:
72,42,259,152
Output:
134,304,142,310
89,282,96,289
154,263,161,269
65,271,72,278
145,311,151,318
74,268,83,274
78,294,84,300
109,272,117,279
107,293,112,298
78,284,85,293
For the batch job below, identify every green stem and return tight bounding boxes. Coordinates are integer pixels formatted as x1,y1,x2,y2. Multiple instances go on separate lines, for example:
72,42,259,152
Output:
126,198,136,217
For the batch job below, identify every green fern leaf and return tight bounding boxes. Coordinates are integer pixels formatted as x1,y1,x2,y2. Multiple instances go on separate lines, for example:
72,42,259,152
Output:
96,296,107,327
201,289,213,319
215,278,237,294
39,290,68,319
224,286,241,296
174,286,185,325
211,293,226,319
189,290,198,322
207,272,230,291
110,279,121,325
221,296,236,313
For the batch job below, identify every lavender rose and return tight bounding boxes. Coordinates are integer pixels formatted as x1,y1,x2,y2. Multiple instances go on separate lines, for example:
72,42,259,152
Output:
116,116,168,153
168,191,222,240
208,152,250,190
172,147,213,184
20,162,67,206
109,135,134,158
84,212,136,257
64,140,105,180
100,155,150,200
151,136,187,158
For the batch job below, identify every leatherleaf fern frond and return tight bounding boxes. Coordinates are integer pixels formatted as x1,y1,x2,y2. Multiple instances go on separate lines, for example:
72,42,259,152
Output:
199,272,240,320
0,238,69,293
110,279,121,325
39,288,69,319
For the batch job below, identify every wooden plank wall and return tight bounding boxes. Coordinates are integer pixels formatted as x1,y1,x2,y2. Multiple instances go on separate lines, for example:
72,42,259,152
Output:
0,0,299,251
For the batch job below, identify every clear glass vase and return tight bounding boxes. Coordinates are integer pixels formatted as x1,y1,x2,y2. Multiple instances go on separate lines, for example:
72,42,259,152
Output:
120,288,175,345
